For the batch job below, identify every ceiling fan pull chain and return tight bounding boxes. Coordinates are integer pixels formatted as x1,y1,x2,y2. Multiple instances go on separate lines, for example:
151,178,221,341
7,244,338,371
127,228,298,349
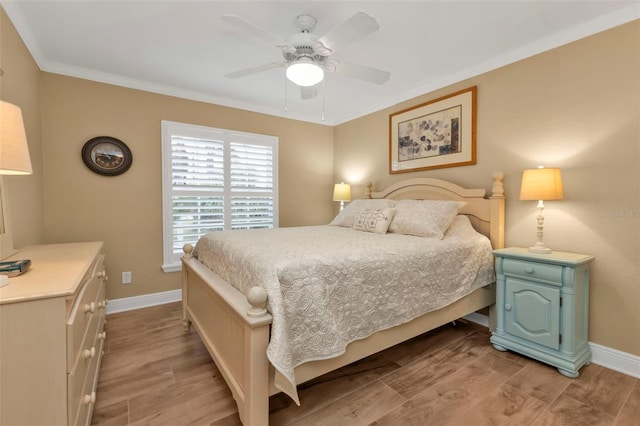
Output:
284,72,288,113
321,78,325,121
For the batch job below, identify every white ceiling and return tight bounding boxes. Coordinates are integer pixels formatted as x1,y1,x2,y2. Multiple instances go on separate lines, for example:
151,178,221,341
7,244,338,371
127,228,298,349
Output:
3,1,639,125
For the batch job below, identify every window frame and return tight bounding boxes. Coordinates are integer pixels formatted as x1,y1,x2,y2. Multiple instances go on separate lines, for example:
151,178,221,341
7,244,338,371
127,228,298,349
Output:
161,120,279,272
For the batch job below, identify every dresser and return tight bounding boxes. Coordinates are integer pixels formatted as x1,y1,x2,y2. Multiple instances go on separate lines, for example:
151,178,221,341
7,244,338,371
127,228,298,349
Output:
0,242,107,426
490,247,594,377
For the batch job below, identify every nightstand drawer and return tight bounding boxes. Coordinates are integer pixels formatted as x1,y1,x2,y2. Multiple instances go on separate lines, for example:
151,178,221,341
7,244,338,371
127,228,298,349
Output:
502,258,563,284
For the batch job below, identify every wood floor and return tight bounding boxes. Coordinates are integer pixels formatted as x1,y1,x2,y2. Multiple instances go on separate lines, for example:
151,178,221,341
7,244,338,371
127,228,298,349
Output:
92,302,639,426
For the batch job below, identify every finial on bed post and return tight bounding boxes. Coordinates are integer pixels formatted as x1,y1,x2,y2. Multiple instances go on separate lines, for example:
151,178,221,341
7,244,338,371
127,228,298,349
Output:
365,182,373,199
247,286,268,317
183,244,194,259
490,172,505,198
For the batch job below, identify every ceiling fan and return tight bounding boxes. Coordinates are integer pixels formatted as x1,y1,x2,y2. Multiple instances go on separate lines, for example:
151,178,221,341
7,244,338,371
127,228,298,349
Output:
221,11,391,99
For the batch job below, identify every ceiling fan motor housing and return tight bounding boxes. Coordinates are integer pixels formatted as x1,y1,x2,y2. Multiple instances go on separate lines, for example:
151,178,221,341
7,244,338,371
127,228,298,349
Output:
294,15,317,33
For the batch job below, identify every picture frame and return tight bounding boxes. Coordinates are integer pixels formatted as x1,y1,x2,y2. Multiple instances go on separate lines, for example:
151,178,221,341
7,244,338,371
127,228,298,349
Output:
389,86,476,174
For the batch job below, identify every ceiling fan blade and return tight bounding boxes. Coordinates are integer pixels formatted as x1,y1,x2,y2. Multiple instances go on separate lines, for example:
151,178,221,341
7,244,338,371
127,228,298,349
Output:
334,60,390,85
300,85,318,100
224,62,284,79
319,11,379,52
221,15,283,50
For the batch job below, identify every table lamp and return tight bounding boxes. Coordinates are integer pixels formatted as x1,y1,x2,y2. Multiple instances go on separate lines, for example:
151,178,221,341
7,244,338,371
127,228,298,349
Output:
333,182,351,211
520,167,564,253
1,101,33,286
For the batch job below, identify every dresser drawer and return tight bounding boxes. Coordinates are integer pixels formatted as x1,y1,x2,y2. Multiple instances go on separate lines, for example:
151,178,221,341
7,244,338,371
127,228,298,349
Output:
67,256,105,371
68,304,105,426
502,258,563,285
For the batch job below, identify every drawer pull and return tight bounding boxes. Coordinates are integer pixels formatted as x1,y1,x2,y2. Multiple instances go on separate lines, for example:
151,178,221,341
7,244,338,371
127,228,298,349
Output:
98,331,107,340
83,392,96,405
84,302,96,314
83,347,96,360
505,304,512,311
524,267,534,274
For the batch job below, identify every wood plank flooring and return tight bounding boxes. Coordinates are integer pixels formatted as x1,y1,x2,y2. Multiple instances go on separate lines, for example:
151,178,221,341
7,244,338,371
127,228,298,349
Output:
91,302,639,425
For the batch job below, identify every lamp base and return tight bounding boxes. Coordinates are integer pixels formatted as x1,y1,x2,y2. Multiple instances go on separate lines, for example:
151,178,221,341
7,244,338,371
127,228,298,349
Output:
528,243,552,254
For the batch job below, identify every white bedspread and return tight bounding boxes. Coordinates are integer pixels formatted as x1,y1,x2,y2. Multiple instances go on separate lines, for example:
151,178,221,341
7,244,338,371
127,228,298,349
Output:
194,215,495,403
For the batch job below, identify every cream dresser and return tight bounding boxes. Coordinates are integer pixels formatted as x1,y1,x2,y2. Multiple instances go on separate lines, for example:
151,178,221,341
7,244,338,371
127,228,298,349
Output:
0,242,107,426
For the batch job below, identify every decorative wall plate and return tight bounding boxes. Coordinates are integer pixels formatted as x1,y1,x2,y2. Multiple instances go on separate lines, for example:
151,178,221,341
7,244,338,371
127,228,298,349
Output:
82,136,132,176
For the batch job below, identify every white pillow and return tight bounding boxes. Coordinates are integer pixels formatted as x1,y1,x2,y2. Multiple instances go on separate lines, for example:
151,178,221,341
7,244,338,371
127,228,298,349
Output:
353,208,396,234
388,199,466,239
330,199,398,227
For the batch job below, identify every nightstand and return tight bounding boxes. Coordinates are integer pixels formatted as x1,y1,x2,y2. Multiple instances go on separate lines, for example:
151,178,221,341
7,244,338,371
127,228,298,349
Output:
491,247,594,377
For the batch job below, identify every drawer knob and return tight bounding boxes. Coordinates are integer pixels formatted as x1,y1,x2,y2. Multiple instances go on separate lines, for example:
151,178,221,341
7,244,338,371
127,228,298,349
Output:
83,392,96,405
83,346,96,359
524,267,534,274
98,331,107,340
505,304,512,311
84,302,96,314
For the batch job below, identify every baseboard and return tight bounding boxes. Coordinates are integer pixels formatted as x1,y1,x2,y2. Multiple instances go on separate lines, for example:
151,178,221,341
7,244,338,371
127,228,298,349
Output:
106,289,182,314
464,313,640,379
108,293,639,379
589,342,640,379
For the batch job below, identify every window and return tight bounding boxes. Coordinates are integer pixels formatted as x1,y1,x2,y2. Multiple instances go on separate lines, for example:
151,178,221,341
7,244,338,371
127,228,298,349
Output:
161,121,278,272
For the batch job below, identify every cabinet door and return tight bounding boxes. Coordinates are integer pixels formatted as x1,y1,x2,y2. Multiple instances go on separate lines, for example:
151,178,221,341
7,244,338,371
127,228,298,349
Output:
505,278,560,350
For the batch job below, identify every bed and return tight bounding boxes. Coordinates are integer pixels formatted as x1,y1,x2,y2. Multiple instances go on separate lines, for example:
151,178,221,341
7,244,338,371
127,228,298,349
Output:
181,173,505,425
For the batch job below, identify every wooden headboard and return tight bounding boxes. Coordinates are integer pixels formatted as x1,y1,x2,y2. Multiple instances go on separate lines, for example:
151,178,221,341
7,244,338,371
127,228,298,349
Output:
366,172,505,249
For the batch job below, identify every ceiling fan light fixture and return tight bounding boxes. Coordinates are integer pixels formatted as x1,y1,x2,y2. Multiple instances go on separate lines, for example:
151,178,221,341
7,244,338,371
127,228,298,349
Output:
286,60,324,87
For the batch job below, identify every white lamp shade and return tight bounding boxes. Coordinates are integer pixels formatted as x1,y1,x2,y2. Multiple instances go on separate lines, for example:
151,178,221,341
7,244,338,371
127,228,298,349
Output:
286,60,324,87
520,167,563,201
332,183,351,202
0,101,33,175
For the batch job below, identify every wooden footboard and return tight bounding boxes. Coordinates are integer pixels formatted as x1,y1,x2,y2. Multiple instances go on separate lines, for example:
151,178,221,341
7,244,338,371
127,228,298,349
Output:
182,248,272,426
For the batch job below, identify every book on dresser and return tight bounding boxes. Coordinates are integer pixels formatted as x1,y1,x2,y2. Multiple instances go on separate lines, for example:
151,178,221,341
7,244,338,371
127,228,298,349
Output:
0,242,107,426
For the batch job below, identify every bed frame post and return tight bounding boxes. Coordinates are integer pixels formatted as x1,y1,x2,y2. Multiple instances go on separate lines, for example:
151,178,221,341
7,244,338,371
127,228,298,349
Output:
182,244,194,331
488,171,505,331
242,320,270,426
489,171,505,250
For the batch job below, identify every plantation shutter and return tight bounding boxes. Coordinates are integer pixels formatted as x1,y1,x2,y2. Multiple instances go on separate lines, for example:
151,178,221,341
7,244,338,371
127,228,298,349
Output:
161,121,278,271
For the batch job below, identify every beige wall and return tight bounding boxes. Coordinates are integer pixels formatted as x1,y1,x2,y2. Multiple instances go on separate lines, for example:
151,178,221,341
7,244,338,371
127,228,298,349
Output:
39,74,334,300
0,9,44,249
335,21,640,356
3,3,639,358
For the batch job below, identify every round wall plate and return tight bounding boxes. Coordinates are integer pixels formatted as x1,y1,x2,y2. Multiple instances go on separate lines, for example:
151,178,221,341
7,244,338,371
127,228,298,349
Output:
81,136,132,176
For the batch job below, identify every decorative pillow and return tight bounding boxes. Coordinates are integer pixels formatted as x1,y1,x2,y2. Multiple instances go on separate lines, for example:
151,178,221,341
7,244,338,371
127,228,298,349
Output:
353,208,396,234
388,199,466,239
329,199,397,227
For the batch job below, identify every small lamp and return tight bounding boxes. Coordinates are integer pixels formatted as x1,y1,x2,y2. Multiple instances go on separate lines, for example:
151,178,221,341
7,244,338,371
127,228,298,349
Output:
333,182,351,211
520,167,564,253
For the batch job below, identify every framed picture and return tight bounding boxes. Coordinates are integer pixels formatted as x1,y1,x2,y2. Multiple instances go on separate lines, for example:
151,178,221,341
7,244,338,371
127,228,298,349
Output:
389,86,476,174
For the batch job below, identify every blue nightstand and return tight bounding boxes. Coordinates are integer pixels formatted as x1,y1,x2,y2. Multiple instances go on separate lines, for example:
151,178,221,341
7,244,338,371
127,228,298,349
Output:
491,247,594,377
